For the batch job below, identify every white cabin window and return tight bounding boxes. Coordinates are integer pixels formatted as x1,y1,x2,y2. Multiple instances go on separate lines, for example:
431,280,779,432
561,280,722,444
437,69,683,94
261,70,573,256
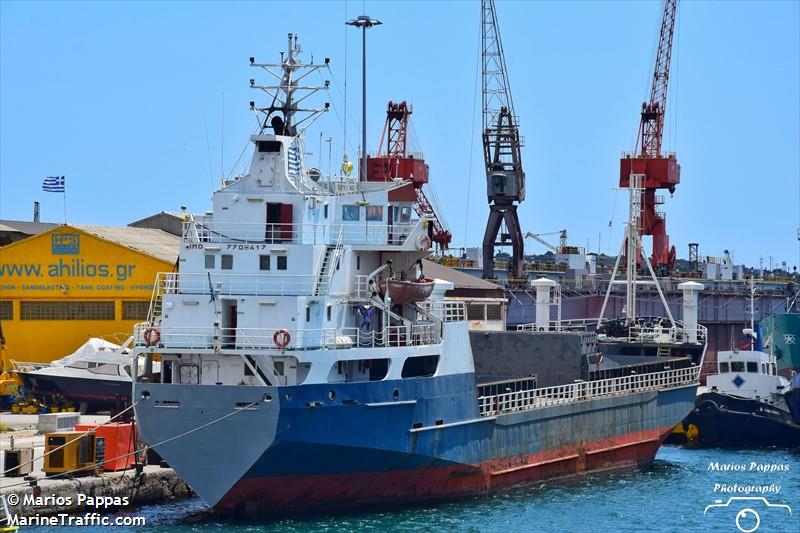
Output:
259,255,270,271
277,256,288,270
326,305,332,321
342,205,360,221
305,306,311,322
324,204,328,219
731,362,745,372
221,255,233,270
356,255,361,270
746,362,758,373
366,206,383,221
205,255,215,269
719,362,729,373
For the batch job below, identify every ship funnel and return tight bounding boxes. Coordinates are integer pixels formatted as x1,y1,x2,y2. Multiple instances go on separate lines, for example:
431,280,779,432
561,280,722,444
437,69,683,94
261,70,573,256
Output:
678,281,704,343
530,277,557,331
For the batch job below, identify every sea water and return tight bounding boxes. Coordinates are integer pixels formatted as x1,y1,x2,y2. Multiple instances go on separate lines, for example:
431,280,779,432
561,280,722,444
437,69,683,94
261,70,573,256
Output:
19,446,800,532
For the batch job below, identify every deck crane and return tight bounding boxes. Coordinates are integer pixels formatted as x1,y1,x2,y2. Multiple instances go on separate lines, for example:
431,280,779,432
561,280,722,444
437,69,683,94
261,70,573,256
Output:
481,0,525,279
619,0,680,274
365,101,452,249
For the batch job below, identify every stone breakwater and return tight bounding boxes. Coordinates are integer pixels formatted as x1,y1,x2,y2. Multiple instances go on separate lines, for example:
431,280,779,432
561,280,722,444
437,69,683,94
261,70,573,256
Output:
0,466,192,517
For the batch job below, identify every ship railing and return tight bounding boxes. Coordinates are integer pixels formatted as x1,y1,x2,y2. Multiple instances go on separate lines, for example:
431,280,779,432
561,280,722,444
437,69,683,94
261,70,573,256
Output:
182,220,426,248
417,301,466,322
477,377,537,400
625,323,708,344
132,323,441,351
153,272,329,298
478,365,700,417
516,319,593,333
9,360,51,373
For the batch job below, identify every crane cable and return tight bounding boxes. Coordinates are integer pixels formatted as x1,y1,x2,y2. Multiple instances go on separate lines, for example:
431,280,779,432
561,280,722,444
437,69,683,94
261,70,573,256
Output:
463,31,482,250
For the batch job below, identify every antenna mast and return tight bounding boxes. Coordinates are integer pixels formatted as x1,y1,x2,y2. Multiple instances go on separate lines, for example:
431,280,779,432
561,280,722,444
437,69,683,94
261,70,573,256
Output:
248,33,330,137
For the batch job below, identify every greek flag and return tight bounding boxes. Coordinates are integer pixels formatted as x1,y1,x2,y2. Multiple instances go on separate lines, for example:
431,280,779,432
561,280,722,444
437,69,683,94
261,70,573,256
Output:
42,176,65,192
288,141,301,175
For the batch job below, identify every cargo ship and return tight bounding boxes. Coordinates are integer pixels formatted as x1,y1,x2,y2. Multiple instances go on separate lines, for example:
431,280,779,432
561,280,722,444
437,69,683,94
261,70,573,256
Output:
131,34,706,514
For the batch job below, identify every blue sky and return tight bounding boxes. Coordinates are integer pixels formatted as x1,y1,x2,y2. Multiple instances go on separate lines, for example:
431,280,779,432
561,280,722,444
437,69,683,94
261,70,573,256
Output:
1,0,798,269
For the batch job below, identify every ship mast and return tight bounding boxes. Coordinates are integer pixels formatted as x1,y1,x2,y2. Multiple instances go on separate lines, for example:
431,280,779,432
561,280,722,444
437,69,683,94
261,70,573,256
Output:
598,173,675,328
249,33,330,137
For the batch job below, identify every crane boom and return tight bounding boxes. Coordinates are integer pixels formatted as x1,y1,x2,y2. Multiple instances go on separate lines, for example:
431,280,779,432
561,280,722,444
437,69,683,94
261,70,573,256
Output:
640,0,678,158
481,0,525,280
619,0,680,274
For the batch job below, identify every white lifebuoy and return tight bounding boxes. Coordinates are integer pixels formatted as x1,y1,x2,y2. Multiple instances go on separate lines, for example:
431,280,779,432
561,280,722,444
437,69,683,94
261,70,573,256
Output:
144,328,161,347
415,234,432,251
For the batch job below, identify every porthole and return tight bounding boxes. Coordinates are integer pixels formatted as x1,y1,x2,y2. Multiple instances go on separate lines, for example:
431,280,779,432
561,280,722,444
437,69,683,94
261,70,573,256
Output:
392,388,400,400
284,393,292,401
328,390,336,401
263,393,273,402
141,390,151,399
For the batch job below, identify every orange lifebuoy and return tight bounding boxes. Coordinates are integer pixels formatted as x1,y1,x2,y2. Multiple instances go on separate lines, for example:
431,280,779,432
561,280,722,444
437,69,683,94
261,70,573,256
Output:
144,328,161,347
273,329,291,349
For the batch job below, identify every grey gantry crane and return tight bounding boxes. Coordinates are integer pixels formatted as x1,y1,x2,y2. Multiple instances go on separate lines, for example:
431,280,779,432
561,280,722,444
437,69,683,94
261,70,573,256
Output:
481,0,526,280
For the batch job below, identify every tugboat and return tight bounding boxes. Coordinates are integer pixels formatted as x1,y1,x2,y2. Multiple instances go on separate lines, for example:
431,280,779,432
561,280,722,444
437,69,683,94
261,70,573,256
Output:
672,281,800,447
130,32,704,515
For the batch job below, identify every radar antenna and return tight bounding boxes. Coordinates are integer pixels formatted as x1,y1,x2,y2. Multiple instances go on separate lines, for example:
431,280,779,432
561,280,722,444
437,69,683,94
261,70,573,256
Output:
248,33,331,137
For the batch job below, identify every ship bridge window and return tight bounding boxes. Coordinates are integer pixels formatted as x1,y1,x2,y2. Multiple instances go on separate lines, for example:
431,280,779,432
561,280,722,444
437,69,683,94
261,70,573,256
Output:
730,362,745,372
719,362,729,373
342,205,360,221
746,362,758,373
366,206,383,221
256,140,281,153
401,355,439,378
398,206,412,223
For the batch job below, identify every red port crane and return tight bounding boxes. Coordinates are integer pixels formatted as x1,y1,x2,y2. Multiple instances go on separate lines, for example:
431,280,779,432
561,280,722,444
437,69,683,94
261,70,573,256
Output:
365,100,452,249
620,0,680,274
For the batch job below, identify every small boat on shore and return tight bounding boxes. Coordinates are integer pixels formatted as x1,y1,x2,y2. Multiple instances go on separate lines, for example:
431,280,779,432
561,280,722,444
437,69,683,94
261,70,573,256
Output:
12,338,134,413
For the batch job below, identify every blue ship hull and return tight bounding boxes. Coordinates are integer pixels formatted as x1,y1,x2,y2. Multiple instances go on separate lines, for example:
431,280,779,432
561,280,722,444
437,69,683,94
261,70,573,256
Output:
134,372,696,513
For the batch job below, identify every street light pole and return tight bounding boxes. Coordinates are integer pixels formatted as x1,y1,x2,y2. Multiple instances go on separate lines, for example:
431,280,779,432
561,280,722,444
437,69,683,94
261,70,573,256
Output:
346,15,382,182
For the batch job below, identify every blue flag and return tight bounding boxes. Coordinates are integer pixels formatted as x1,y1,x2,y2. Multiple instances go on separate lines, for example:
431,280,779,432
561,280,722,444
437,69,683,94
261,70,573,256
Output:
42,176,65,192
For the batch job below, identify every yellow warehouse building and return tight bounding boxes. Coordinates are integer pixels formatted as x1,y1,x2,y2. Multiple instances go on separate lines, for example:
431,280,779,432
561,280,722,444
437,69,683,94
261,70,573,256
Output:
0,224,179,369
